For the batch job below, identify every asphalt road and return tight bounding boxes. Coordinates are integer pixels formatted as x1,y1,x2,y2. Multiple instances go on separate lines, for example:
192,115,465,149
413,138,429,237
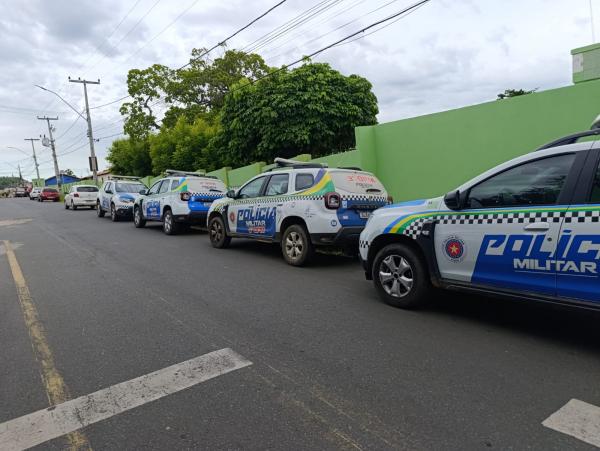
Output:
1,197,600,450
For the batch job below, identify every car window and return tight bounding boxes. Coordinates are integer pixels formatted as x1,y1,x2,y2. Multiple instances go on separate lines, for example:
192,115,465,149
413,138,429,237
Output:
77,186,98,192
148,180,162,195
466,154,576,209
589,159,600,203
106,182,113,192
158,180,171,194
295,173,314,191
171,179,181,190
115,183,144,193
265,174,289,196
238,176,266,199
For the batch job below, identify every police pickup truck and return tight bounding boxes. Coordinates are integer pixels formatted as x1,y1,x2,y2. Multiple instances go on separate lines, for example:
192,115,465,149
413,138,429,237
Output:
208,158,389,266
360,126,600,310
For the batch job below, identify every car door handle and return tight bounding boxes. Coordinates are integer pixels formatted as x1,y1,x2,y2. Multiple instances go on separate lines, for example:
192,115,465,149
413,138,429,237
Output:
524,222,550,232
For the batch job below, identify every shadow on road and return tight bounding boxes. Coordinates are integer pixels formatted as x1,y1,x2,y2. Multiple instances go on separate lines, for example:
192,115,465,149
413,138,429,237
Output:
425,290,600,354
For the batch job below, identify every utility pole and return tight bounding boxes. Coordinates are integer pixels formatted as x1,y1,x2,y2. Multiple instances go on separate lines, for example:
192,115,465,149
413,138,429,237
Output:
17,164,22,185
69,77,100,182
23,138,41,181
37,116,61,189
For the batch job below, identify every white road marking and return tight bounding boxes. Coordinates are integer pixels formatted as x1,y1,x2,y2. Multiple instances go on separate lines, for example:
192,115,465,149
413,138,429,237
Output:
0,348,252,451
0,219,31,227
543,399,600,448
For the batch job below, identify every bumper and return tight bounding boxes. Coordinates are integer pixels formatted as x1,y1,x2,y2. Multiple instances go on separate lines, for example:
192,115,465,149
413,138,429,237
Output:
310,226,364,248
174,211,208,226
115,205,134,216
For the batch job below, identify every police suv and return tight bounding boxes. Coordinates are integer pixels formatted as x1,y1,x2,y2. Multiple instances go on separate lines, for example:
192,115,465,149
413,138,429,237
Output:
133,170,227,235
360,126,600,310
207,159,389,266
97,176,146,222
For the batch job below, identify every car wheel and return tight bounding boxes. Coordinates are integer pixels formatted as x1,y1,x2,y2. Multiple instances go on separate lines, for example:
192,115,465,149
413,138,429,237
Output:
281,224,313,266
110,203,119,222
133,206,146,228
72,200,77,210
372,243,431,309
65,201,69,209
162,209,179,235
208,215,231,248
97,202,105,217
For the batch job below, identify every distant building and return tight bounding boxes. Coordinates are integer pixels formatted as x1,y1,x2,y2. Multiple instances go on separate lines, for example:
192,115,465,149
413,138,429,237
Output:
45,174,80,186
80,169,112,183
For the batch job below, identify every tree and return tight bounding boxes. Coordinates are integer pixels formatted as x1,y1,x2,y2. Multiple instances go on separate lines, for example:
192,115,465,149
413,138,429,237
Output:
213,62,378,167
497,88,538,100
62,169,74,176
148,116,220,174
106,138,153,176
0,176,22,190
120,50,270,140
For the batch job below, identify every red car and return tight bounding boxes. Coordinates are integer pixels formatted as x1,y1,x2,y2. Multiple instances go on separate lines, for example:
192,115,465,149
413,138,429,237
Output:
38,188,60,202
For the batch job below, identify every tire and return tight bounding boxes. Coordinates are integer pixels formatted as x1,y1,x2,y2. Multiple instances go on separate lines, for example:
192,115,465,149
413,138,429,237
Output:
72,201,77,210
65,201,69,209
133,206,146,228
162,209,179,235
208,215,231,248
110,203,119,222
372,243,431,309
281,224,313,266
97,202,105,217
53,199,59,202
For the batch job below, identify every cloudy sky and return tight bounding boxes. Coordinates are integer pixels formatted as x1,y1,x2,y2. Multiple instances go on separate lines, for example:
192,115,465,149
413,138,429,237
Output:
0,0,596,179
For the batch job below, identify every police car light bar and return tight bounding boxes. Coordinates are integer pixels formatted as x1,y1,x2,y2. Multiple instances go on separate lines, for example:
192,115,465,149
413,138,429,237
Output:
164,169,217,179
273,158,326,169
108,175,142,181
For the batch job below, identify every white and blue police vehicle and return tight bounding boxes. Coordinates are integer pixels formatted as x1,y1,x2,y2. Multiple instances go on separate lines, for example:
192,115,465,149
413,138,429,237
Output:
207,158,390,266
133,170,227,235
360,123,600,310
97,176,146,222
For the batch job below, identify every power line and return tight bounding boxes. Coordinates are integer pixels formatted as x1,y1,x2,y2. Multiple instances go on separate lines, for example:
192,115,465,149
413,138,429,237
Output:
177,0,289,70
231,0,431,93
90,95,131,110
80,0,145,71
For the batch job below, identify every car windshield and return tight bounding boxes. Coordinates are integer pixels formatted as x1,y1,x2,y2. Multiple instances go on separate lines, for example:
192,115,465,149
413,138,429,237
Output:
77,186,98,192
115,183,144,193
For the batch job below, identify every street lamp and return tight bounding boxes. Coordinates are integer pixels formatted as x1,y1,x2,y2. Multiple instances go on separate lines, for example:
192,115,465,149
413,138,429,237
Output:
34,85,86,120
6,146,29,156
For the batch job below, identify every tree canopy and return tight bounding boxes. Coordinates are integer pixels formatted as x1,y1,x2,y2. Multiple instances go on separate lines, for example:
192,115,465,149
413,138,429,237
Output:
109,49,379,175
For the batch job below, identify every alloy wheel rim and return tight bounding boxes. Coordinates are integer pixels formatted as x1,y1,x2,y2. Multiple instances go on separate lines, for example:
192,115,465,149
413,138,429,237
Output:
379,254,414,298
165,214,171,232
211,221,222,241
285,231,304,260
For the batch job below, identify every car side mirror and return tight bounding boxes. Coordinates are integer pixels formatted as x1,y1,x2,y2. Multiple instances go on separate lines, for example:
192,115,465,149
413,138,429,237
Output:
444,190,462,210
226,189,236,199
105,189,113,194
139,189,147,195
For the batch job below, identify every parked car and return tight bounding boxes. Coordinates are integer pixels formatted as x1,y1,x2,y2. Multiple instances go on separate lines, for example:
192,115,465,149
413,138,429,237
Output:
360,126,600,310
207,159,390,266
65,185,99,210
29,187,42,200
133,170,227,234
15,187,27,197
38,188,60,202
97,176,146,221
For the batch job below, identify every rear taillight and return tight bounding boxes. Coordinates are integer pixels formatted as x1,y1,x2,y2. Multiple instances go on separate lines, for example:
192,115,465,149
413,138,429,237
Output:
74,193,79,197
180,192,191,201
324,192,341,209
387,195,393,204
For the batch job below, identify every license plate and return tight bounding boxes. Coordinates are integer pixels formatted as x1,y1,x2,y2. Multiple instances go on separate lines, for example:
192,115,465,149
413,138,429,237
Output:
359,211,372,219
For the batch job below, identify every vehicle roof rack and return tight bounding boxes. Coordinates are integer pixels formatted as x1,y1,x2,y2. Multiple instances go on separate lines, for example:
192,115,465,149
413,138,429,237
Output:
536,129,600,151
108,175,142,181
164,169,217,179
337,166,363,171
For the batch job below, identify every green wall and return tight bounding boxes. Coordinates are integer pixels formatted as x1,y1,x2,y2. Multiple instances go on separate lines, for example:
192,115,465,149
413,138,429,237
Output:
357,78,600,201
228,162,265,188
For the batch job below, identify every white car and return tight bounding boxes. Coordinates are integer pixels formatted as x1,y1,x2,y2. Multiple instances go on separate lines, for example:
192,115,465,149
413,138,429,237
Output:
29,187,42,200
65,185,99,210
133,170,227,234
360,126,600,310
97,176,147,222
207,159,390,266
